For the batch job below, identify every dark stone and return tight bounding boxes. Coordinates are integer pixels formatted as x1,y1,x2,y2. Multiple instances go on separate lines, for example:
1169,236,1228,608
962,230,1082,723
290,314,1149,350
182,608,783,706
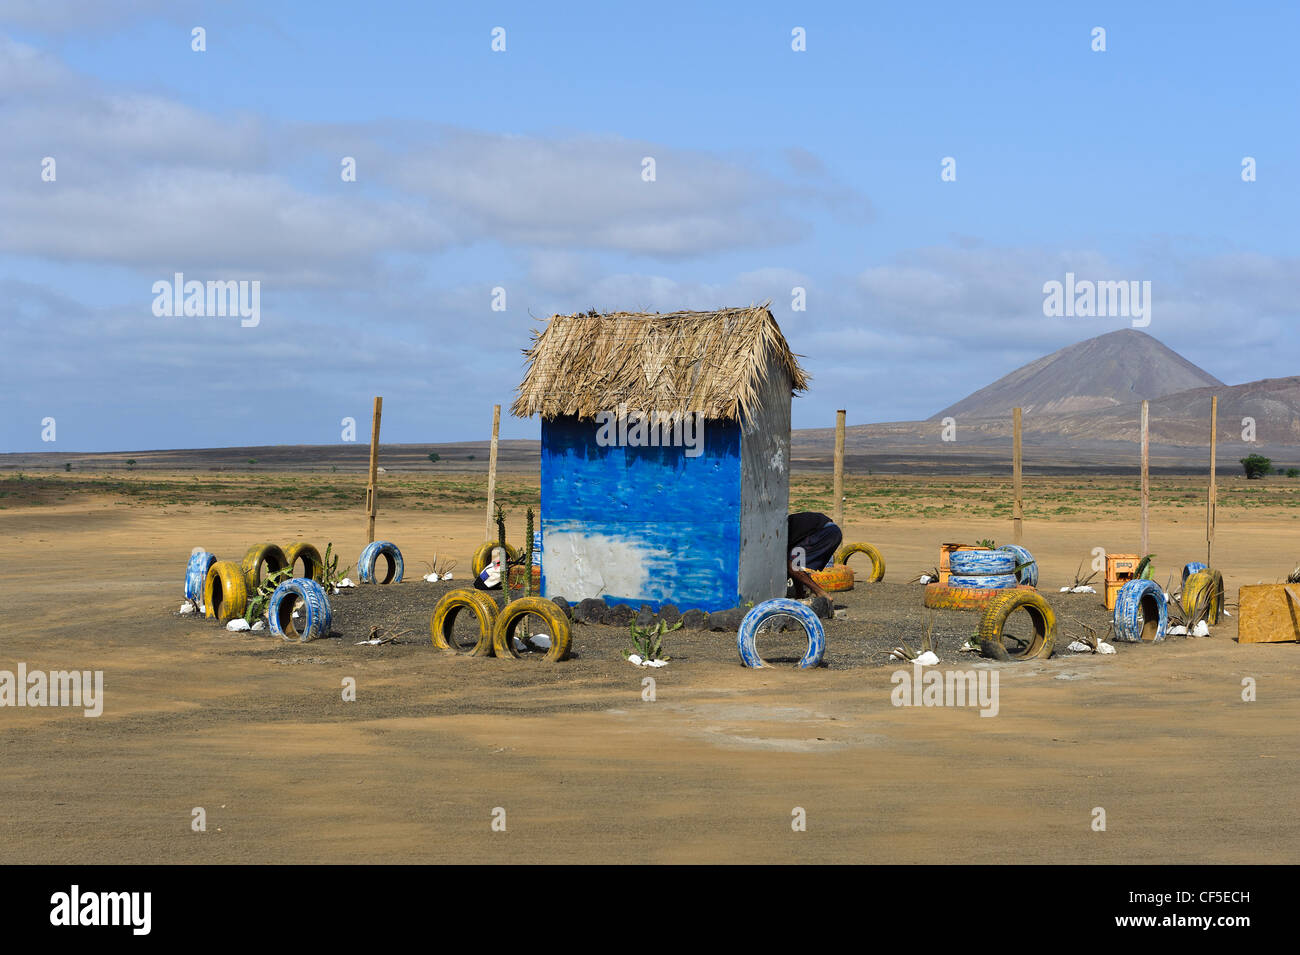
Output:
551,596,573,619
574,598,604,625
707,607,746,632
635,605,656,629
679,608,709,630
605,603,636,627
979,639,1010,661
809,596,833,620
658,603,681,627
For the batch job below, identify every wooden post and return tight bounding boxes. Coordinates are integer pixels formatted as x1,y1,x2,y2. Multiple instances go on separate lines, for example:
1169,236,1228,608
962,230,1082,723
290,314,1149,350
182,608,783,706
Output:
833,409,846,528
1140,400,1149,555
365,396,382,543
484,404,501,542
1207,395,1218,566
1012,407,1023,544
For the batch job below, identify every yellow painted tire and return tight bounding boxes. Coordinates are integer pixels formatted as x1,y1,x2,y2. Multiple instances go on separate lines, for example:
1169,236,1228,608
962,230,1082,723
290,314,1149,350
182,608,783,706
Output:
472,541,521,577
492,596,572,662
1182,570,1224,625
834,542,885,582
977,589,1057,660
809,564,855,592
430,589,499,656
283,542,324,583
204,560,249,624
241,543,289,590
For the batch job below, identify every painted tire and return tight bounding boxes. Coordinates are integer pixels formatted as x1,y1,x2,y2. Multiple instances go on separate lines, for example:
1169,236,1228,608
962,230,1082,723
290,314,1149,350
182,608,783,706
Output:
923,582,1034,611
737,598,825,669
996,544,1039,588
947,573,1018,590
1113,578,1168,643
977,589,1056,660
833,542,885,582
808,564,854,592
430,589,498,656
1181,562,1208,587
185,551,216,602
268,578,333,642
204,560,249,624
241,543,289,590
492,596,572,662
283,542,324,582
1181,570,1223,625
949,549,1016,576
358,540,403,584
472,541,520,577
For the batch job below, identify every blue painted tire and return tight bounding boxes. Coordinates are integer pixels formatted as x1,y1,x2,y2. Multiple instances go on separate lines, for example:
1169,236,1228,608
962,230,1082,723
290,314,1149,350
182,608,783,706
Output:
1112,578,1167,643
185,551,217,602
949,549,1016,576
737,598,825,669
358,540,404,584
996,544,1039,588
268,578,334,642
1181,562,1208,587
947,573,1018,590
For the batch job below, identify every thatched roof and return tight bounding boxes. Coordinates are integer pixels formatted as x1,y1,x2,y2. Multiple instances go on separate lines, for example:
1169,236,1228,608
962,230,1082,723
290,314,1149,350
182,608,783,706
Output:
511,304,809,425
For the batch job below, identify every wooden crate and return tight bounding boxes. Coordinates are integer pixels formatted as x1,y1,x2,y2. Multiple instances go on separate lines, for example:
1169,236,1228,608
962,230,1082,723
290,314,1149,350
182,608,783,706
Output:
938,543,982,585
1104,553,1141,610
1238,584,1300,643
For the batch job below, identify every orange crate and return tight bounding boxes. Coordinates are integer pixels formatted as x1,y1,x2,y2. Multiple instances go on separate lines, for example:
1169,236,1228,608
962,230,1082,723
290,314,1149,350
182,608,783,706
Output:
1104,553,1141,610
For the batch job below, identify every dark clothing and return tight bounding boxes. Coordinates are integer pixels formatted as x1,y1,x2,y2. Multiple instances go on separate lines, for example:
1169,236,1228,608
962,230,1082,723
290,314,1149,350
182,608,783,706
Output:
787,512,842,571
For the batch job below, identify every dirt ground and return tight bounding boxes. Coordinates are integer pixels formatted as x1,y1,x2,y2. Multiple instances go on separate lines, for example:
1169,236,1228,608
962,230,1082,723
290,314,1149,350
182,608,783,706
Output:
1,484,1297,864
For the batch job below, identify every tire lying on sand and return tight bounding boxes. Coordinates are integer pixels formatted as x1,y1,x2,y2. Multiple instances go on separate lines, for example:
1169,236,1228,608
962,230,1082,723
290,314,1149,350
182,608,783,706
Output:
948,548,1017,576
471,541,521,578
241,543,289,590
267,577,333,643
185,551,216,603
923,582,1034,611
283,542,324,583
358,540,404,584
976,589,1057,660
430,589,498,656
737,598,825,669
808,564,854,592
491,596,572,662
1180,562,1208,587
1113,578,1168,643
947,573,1019,590
833,542,885,582
996,544,1039,588
1181,569,1224,626
204,560,249,624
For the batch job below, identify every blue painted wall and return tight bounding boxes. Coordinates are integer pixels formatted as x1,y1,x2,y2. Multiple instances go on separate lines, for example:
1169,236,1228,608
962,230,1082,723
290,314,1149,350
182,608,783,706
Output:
540,414,743,611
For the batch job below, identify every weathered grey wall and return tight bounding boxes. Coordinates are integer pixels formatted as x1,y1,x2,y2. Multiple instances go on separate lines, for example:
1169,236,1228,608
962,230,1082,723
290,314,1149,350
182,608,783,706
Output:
738,356,792,605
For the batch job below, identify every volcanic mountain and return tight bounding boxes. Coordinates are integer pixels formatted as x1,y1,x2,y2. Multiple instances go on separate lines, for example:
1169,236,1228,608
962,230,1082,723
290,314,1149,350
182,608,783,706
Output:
930,329,1224,420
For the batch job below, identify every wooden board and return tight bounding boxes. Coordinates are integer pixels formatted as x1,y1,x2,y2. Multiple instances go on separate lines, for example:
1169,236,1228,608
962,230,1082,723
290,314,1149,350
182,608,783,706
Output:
1237,584,1300,643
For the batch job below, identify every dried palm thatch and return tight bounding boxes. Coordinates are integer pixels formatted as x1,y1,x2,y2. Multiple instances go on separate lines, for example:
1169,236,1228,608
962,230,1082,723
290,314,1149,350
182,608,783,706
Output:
511,303,809,426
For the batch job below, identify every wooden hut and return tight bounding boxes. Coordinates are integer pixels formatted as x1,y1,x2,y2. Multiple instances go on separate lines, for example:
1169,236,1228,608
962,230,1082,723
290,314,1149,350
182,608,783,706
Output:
511,304,809,612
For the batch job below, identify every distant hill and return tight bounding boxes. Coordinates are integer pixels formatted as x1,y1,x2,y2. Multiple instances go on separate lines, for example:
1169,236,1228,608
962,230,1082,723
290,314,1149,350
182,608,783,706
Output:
931,329,1224,420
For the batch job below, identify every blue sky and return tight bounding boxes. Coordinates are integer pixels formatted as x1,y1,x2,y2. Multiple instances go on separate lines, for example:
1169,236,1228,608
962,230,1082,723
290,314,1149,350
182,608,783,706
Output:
2,1,1297,451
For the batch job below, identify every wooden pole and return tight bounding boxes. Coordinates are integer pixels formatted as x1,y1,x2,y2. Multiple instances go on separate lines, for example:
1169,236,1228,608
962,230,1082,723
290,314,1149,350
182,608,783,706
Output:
1207,395,1218,566
1140,400,1149,555
365,396,382,543
484,404,501,542
1012,407,1023,544
833,409,846,528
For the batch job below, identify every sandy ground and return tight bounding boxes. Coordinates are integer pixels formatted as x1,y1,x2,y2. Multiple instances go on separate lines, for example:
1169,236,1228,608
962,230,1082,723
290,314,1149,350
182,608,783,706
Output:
1,496,1297,864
